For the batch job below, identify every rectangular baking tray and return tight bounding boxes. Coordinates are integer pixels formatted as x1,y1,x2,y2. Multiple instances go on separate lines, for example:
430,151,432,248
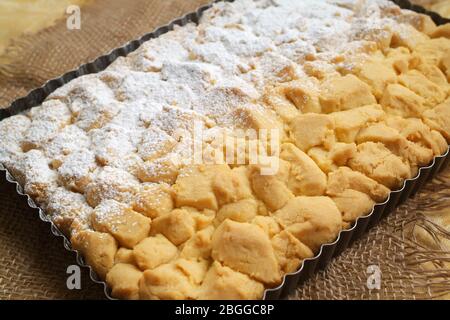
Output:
1,0,449,300
391,0,450,24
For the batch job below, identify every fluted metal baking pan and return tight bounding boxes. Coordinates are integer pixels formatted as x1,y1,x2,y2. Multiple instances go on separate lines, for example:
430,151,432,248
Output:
391,0,450,24
1,0,449,300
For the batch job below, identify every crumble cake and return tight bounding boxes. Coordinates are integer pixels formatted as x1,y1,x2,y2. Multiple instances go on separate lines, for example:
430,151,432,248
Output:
1,0,450,300
411,0,450,18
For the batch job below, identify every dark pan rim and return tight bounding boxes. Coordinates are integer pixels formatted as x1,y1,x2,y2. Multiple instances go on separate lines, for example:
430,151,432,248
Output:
391,0,450,25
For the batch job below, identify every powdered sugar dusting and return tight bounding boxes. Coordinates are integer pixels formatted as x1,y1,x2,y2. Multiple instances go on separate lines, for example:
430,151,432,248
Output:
47,187,93,230
93,199,128,225
85,166,140,207
0,0,429,232
57,150,97,184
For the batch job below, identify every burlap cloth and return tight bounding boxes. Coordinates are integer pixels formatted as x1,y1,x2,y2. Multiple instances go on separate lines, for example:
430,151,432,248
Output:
0,0,449,300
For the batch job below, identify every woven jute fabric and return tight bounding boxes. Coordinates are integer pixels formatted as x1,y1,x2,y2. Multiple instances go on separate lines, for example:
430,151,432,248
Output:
0,0,449,300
